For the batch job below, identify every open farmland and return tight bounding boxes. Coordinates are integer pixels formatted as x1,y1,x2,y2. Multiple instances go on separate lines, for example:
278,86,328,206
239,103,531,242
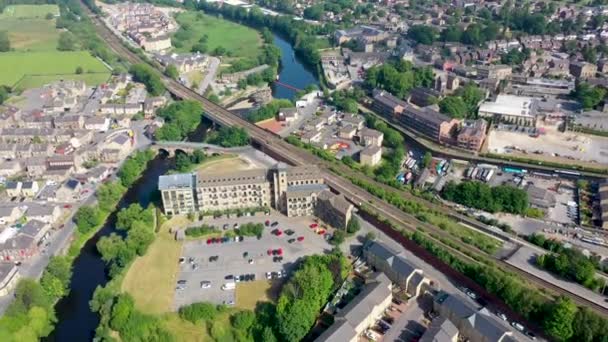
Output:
172,11,262,61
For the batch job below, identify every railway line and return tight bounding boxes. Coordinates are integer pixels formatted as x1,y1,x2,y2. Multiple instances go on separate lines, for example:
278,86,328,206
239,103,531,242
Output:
86,6,608,318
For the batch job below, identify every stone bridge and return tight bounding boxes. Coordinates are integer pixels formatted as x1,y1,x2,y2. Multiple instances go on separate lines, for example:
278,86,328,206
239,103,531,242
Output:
151,141,252,156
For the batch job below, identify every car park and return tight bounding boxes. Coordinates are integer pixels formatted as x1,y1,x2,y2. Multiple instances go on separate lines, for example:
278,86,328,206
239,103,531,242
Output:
496,312,507,321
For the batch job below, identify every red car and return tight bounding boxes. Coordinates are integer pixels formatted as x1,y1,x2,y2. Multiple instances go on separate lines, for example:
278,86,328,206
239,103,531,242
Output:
267,249,273,256
206,239,212,245
317,229,326,235
297,236,304,242
276,230,283,236
309,223,318,228
276,248,283,255
63,204,72,209
265,220,270,227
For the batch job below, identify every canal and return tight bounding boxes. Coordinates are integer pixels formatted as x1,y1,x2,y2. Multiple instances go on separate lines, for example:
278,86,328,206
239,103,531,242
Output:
271,33,319,100
45,156,173,341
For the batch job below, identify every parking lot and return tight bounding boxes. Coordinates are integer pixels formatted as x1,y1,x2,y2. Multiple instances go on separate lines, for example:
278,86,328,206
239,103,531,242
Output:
173,214,334,309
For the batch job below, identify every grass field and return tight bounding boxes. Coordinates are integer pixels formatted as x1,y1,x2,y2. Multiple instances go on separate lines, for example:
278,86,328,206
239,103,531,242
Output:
173,11,262,60
0,4,111,90
121,216,186,314
0,4,59,19
235,280,278,310
0,51,110,88
0,18,59,51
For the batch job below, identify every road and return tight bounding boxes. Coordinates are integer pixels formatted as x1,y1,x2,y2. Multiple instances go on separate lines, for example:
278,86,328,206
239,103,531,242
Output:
85,2,608,318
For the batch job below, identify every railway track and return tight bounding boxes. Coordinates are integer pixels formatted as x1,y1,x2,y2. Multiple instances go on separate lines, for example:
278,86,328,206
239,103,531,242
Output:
86,6,608,317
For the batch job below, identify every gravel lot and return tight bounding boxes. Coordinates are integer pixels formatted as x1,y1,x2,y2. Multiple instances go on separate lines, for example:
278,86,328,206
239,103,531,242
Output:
488,125,608,165
173,214,334,309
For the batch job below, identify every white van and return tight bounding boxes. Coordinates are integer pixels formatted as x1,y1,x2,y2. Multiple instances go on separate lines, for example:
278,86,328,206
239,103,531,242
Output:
221,282,236,291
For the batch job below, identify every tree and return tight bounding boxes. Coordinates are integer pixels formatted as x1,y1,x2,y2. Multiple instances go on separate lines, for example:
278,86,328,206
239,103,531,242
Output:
422,152,432,168
572,82,606,109
178,302,217,323
175,153,193,172
0,31,10,52
75,66,83,74
0,85,11,105
110,294,134,332
97,233,127,264
346,217,360,234
74,206,102,234
129,64,165,96
208,126,250,147
543,297,577,341
330,230,347,245
165,64,179,80
125,221,155,256
407,25,437,45
439,96,468,119
231,311,255,331
116,204,154,231
97,181,126,212
57,32,77,51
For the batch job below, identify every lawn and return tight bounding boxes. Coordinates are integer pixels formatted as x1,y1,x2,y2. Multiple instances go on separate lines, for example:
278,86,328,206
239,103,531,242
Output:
161,313,209,342
0,51,110,88
121,216,187,314
235,280,279,310
196,155,253,173
172,11,262,60
0,4,59,19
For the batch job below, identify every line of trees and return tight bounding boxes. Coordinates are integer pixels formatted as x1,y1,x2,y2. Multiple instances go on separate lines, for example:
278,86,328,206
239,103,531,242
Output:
441,181,529,215
174,149,206,172
154,100,203,141
97,203,156,277
275,250,350,341
527,234,607,292
409,230,608,342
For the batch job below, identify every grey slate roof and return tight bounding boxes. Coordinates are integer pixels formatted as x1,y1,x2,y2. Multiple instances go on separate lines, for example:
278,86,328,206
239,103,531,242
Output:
420,316,459,342
159,173,194,190
20,220,46,238
314,319,357,342
467,308,512,342
337,273,392,324
365,241,419,278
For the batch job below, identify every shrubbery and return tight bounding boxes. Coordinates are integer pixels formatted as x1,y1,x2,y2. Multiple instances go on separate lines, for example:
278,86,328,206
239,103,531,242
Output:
184,224,216,237
441,181,529,215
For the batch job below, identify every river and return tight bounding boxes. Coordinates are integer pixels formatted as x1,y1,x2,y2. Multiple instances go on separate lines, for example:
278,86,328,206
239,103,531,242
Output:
271,33,319,100
44,156,173,341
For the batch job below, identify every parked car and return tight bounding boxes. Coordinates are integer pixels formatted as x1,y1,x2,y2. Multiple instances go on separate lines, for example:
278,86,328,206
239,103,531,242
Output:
271,221,279,227
285,229,295,236
179,257,185,264
288,238,296,243
200,281,211,289
297,236,304,242
225,275,234,280
177,280,187,285
511,322,525,332
526,331,536,340
310,223,318,228
192,263,199,270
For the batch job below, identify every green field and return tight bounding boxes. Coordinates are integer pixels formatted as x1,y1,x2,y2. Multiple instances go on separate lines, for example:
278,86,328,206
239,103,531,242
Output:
173,11,262,60
0,51,110,88
0,4,110,89
0,4,59,19
0,18,59,51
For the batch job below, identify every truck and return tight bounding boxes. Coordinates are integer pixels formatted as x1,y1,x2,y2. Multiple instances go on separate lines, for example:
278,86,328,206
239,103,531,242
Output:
221,282,236,291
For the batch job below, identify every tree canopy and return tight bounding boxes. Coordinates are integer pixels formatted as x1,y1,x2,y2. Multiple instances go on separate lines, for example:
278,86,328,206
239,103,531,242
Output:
441,181,529,214
207,126,250,147
365,60,435,98
155,100,203,141
129,64,165,96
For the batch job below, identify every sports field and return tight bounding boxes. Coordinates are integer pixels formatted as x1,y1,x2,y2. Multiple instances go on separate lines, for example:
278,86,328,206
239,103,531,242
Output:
0,18,59,51
0,51,110,88
0,4,59,19
173,11,262,60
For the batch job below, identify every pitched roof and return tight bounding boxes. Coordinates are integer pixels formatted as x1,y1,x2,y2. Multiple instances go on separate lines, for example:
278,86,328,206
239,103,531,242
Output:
365,241,419,278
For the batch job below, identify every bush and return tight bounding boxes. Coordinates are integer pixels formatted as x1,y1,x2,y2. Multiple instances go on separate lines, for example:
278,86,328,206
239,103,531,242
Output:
74,206,103,234
237,223,264,237
178,302,218,323
184,224,216,237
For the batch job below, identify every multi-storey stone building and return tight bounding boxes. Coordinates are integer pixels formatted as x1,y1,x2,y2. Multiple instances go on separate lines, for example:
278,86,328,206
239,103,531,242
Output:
159,164,354,227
